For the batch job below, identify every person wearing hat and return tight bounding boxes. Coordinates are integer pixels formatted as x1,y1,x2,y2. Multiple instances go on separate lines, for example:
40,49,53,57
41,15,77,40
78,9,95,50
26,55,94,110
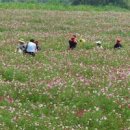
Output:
114,39,122,49
68,35,77,50
96,41,103,49
17,39,27,53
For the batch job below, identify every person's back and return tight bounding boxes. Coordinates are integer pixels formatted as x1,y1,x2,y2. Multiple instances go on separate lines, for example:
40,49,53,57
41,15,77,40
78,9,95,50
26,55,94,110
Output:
26,39,37,56
26,42,36,52
26,39,36,53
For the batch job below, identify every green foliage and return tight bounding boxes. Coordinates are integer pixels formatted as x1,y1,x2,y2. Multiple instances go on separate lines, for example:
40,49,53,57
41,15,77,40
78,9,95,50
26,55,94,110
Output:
0,2,128,11
0,67,28,82
0,0,129,8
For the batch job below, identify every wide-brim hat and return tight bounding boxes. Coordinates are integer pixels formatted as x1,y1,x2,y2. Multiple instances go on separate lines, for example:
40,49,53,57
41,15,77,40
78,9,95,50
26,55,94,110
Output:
19,39,25,43
96,41,101,44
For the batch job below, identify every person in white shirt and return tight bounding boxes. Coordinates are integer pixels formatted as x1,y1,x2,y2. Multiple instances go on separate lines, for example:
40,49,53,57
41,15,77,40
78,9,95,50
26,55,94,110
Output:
96,41,103,49
26,39,37,56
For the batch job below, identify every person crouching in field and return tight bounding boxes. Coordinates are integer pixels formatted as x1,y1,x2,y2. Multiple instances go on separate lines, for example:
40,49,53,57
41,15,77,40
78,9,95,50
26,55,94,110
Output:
96,41,103,49
25,39,37,56
68,35,77,50
17,39,26,54
114,38,122,49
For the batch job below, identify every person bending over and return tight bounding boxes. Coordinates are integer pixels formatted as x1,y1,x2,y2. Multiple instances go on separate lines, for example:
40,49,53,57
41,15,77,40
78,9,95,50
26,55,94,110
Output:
68,35,77,50
26,39,37,56
114,39,122,49
17,39,26,53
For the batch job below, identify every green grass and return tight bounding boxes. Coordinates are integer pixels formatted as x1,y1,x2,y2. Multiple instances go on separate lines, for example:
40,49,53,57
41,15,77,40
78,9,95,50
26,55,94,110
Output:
0,6,130,130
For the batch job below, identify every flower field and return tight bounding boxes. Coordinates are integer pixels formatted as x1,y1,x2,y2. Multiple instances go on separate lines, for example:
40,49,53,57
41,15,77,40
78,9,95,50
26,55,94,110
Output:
0,9,130,130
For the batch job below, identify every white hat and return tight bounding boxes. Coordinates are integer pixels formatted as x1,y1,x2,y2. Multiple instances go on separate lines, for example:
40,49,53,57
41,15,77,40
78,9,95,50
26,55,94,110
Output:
19,39,25,43
96,41,101,44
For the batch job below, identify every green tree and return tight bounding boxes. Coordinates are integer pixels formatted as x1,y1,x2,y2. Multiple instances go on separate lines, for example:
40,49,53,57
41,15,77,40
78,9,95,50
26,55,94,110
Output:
70,0,128,7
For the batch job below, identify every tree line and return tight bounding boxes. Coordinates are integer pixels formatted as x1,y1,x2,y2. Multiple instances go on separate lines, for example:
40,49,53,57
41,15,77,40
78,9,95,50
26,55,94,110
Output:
0,0,129,8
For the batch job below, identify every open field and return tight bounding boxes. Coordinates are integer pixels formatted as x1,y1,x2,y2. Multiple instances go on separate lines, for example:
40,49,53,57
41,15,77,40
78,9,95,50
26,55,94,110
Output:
0,9,130,130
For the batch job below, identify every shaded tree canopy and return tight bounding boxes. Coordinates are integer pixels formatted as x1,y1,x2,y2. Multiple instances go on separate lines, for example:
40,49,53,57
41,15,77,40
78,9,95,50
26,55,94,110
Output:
0,0,129,8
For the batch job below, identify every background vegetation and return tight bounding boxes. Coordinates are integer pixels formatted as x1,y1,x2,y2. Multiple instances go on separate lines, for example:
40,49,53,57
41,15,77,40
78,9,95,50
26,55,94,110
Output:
0,0,130,8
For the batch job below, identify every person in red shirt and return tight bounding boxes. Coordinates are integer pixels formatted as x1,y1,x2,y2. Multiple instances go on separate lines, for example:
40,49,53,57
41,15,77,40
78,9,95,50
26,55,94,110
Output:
68,35,77,50
114,38,122,49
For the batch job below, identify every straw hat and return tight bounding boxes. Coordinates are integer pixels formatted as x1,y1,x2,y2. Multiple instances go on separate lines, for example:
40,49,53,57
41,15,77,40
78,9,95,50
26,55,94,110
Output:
96,41,101,44
19,39,25,43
